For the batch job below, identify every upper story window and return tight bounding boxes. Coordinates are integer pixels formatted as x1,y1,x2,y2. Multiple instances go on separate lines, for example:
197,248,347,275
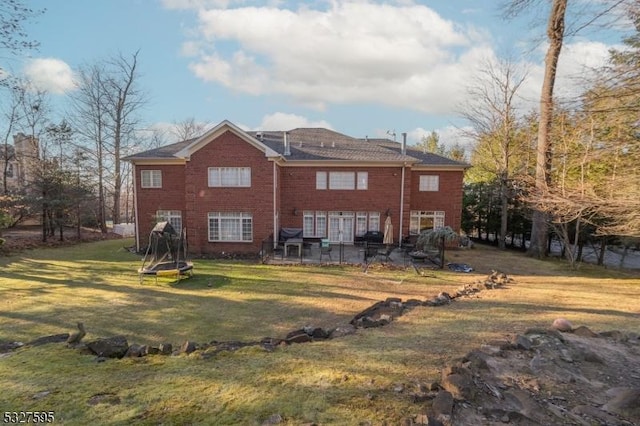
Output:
208,167,251,187
419,175,439,191
6,163,14,178
141,170,162,188
357,172,368,190
316,172,327,190
329,172,355,190
315,171,368,190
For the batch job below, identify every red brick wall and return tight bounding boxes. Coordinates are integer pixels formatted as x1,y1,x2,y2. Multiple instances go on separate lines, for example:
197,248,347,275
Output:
409,170,464,232
182,131,275,255
279,166,410,240
135,164,185,247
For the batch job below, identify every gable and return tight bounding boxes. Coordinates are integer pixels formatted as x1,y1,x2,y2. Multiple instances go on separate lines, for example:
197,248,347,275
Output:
174,120,279,160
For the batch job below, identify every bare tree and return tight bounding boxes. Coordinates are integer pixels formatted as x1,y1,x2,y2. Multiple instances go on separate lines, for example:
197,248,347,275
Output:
101,51,145,225
1,79,24,194
460,58,528,249
0,0,44,78
70,51,145,230
171,117,210,141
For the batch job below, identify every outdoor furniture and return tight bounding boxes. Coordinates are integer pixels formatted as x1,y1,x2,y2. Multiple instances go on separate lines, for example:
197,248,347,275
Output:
374,245,394,263
284,238,303,257
320,239,332,261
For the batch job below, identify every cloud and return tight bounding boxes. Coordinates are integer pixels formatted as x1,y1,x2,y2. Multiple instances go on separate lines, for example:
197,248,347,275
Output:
184,2,490,113
23,58,75,94
407,125,474,151
255,112,333,130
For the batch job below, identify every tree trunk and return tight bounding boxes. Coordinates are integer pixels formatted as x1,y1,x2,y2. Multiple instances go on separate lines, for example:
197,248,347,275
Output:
528,0,567,259
499,179,508,250
598,238,607,266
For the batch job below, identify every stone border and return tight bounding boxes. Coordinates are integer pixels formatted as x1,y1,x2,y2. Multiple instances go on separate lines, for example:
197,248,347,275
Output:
0,271,514,360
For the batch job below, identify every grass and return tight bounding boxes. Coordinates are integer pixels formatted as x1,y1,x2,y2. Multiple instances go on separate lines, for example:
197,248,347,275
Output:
0,239,639,425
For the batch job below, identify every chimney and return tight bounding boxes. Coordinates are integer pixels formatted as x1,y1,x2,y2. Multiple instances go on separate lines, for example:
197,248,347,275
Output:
284,132,291,156
256,131,263,141
401,132,407,155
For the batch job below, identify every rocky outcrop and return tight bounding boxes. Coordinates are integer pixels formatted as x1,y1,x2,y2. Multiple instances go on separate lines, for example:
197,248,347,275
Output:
433,324,640,426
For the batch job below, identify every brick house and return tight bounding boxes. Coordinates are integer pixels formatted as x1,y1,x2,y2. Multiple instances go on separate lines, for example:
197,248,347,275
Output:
1,133,40,194
125,120,468,255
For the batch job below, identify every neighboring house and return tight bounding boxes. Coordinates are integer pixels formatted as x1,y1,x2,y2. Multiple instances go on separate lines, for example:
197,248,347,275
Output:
124,120,468,255
1,133,39,193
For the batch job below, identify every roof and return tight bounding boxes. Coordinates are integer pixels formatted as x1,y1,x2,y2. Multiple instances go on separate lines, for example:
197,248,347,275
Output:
124,120,468,168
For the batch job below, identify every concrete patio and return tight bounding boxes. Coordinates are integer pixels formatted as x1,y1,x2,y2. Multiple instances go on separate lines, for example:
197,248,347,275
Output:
262,242,442,269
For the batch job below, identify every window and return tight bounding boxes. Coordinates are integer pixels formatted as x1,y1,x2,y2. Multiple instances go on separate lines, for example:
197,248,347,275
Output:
302,211,327,238
208,167,251,187
316,171,367,190
303,211,315,237
141,170,162,188
419,175,439,191
208,212,253,242
316,212,327,238
156,210,182,231
368,212,380,232
329,172,355,190
357,172,368,190
6,163,14,178
356,212,368,237
410,211,445,235
316,171,327,190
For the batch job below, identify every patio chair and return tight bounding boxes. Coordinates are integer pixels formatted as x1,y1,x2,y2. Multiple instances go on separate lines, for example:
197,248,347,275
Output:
374,245,394,263
320,239,332,261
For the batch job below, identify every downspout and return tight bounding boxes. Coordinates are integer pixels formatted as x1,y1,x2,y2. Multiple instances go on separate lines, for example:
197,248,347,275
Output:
399,132,407,247
399,164,405,247
133,163,140,252
273,161,278,249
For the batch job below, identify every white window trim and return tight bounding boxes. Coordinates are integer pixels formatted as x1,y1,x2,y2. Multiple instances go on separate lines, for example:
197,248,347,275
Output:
419,175,439,192
208,167,251,187
156,210,182,231
410,210,445,234
357,172,368,190
208,212,253,242
329,172,356,190
141,170,162,188
316,171,327,190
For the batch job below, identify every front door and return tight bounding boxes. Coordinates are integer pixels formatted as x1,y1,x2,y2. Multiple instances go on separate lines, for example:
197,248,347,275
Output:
328,212,354,243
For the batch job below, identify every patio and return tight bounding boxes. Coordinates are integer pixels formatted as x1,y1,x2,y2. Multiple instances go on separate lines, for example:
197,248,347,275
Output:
261,241,441,269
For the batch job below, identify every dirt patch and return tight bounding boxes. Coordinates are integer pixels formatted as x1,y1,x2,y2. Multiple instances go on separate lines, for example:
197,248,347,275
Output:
0,225,123,255
436,325,640,425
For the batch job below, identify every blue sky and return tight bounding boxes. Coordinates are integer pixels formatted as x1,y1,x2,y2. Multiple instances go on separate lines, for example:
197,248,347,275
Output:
3,0,630,149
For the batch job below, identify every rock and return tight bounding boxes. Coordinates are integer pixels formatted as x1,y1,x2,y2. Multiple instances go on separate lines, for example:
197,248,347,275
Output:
125,343,145,357
159,343,173,355
599,330,627,341
285,332,312,344
329,324,356,338
32,390,51,400
572,325,598,338
602,387,640,418
180,340,197,354
145,346,160,355
441,365,474,400
28,334,70,346
551,318,573,332
86,336,129,358
431,390,454,419
0,341,24,352
515,335,532,351
303,327,329,339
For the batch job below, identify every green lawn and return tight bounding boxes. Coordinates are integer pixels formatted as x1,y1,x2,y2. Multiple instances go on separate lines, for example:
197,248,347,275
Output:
1,239,639,425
